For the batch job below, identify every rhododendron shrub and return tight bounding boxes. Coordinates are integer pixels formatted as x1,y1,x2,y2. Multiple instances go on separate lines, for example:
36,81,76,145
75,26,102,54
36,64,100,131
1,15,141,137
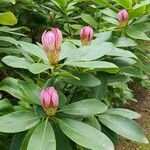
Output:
0,0,150,150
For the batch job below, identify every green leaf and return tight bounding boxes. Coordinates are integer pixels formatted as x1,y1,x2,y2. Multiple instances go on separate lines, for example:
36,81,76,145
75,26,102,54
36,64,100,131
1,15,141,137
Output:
98,114,149,144
51,0,67,8
81,14,98,29
0,0,15,4
18,80,41,105
92,0,109,6
91,74,108,100
0,99,13,112
126,26,150,41
84,116,101,131
0,111,40,133
68,42,113,61
113,37,137,47
114,0,132,9
27,120,56,150
0,36,18,46
102,16,119,25
57,118,114,150
2,56,31,69
0,77,28,101
20,128,35,150
129,0,150,19
94,31,112,44
65,61,119,73
60,41,77,60
106,108,141,119
29,63,52,74
10,132,26,150
101,8,117,18
120,66,143,78
0,12,17,25
59,99,107,117
18,41,48,61
58,91,68,107
63,73,101,87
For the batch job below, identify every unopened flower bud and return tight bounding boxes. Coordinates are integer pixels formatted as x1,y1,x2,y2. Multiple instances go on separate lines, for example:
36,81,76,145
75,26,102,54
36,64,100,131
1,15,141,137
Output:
41,28,62,65
117,9,128,28
80,26,93,46
40,87,59,116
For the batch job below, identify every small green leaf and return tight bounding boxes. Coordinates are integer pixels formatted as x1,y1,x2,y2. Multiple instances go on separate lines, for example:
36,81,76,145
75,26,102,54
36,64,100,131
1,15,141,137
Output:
81,14,98,29
98,114,149,144
102,16,119,25
57,118,114,150
0,12,17,25
27,120,56,150
0,111,40,133
59,99,107,116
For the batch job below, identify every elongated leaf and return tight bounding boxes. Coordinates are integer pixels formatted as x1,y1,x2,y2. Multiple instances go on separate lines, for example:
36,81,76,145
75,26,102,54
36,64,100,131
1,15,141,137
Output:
0,111,40,133
0,12,17,25
98,114,148,144
0,99,13,111
68,42,113,61
60,41,77,60
107,47,137,59
113,37,137,47
65,61,119,73
102,16,119,25
0,77,28,101
20,128,35,150
0,36,18,45
27,120,56,150
58,118,114,150
29,63,52,74
126,27,150,41
106,108,141,119
81,14,98,29
101,8,117,18
18,41,48,61
114,0,132,9
2,56,31,69
63,73,101,87
60,99,107,116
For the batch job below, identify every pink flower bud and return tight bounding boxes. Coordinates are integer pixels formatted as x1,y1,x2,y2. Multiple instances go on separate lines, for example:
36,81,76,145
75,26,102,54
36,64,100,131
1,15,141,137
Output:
40,87,59,116
41,28,62,65
80,26,93,46
117,9,128,28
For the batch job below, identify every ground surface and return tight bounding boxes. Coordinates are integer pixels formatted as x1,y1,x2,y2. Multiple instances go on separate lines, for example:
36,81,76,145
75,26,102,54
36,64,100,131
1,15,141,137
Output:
116,84,150,150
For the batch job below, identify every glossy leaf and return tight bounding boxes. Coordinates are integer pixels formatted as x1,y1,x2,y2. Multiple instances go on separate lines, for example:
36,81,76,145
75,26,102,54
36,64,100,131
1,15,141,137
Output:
65,61,119,73
63,73,101,87
58,118,114,150
27,120,56,150
98,114,149,144
0,111,40,133
106,108,141,119
60,99,107,116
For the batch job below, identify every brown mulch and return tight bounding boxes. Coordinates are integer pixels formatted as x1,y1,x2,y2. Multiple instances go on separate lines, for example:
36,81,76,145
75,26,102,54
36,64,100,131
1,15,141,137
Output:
115,84,150,150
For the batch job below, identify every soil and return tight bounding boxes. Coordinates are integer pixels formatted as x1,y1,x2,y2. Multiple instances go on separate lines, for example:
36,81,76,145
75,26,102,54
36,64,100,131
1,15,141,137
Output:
116,84,150,150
